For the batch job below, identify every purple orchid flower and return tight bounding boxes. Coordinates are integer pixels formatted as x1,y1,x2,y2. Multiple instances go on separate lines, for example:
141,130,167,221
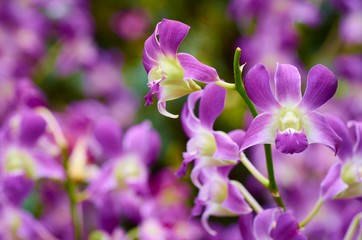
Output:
142,19,220,118
239,208,307,240
192,167,252,236
87,120,160,202
0,195,58,240
177,83,241,187
0,110,65,181
320,117,362,200
240,63,341,154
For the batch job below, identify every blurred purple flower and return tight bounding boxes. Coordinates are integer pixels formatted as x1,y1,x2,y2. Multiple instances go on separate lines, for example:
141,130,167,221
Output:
321,117,362,200
0,196,58,240
111,9,150,40
240,63,341,154
239,209,307,240
334,55,362,83
142,19,220,118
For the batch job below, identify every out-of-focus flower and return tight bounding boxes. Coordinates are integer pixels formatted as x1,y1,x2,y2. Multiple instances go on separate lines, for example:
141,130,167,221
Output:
320,117,362,200
240,63,341,154
177,83,241,187
0,196,58,240
239,209,307,240
111,9,150,41
142,19,220,118
192,167,252,236
56,37,98,76
334,55,362,83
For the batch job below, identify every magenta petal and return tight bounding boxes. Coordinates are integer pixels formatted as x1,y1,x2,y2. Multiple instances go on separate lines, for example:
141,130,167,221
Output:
228,129,245,148
94,117,122,158
275,130,308,154
239,213,256,240
326,116,353,161
272,213,307,240
244,64,280,112
181,91,203,137
299,64,338,111
348,121,362,157
222,182,252,214
144,82,160,106
213,131,239,160
123,121,161,165
158,19,190,56
177,53,219,83
274,63,302,107
19,112,46,146
254,209,281,240
143,28,161,72
320,163,348,200
199,83,225,129
240,113,278,151
303,112,341,154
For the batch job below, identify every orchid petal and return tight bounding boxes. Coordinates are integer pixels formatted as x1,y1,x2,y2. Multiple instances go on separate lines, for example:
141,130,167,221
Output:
181,91,203,137
299,64,338,111
177,53,219,83
158,19,190,56
275,63,302,107
157,101,178,118
222,181,252,214
213,131,239,160
348,121,362,157
228,129,245,148
199,83,225,129
275,130,308,154
142,23,161,72
19,112,46,146
123,121,160,165
254,209,281,240
273,213,307,240
94,117,122,158
325,115,353,161
244,64,280,112
320,163,348,200
239,213,256,240
240,113,278,151
302,112,341,154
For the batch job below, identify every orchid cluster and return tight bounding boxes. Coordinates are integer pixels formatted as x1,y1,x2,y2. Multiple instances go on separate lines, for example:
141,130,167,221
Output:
143,18,362,239
1,0,362,239
0,0,212,239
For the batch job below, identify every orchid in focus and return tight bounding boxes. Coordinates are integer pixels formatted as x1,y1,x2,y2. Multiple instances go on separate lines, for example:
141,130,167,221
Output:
240,63,341,154
142,19,220,118
177,83,241,187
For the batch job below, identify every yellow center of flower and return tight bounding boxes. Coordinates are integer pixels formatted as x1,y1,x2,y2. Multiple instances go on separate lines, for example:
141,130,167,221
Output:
278,108,302,132
210,179,227,203
5,148,36,178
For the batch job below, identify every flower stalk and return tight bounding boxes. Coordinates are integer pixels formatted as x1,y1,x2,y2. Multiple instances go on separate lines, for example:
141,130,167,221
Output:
233,47,285,210
299,198,324,228
62,148,82,240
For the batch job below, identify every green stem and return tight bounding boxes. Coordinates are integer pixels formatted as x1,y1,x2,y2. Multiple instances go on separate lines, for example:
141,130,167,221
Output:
215,80,236,90
62,148,82,240
240,153,269,187
299,198,324,228
233,48,285,210
127,227,139,240
232,180,263,213
233,48,258,118
264,144,285,210
343,213,362,240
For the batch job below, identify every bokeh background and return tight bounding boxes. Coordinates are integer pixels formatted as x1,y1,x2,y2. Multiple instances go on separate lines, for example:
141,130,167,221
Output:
0,0,362,239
